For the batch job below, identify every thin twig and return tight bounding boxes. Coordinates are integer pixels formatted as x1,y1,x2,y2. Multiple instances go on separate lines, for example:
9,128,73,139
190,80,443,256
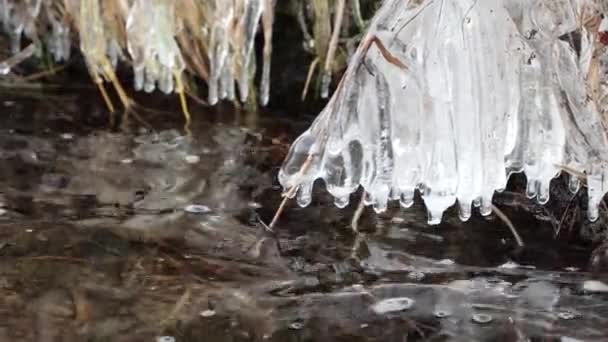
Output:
492,204,524,247
185,87,209,106
360,36,408,70
21,256,88,263
96,80,115,113
350,0,366,32
351,194,366,233
350,232,366,260
0,43,36,74
101,57,133,110
17,63,68,82
268,154,315,230
302,57,320,101
555,192,579,238
160,287,191,327
323,0,346,79
175,71,192,135
555,164,587,184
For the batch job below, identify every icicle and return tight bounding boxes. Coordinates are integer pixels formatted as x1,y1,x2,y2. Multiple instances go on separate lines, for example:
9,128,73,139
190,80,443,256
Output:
126,0,184,94
569,176,581,193
259,0,275,106
321,0,346,99
207,0,233,105
133,65,144,91
335,195,350,208
144,66,156,93
0,0,276,107
320,73,331,99
159,66,174,94
237,0,264,102
296,181,313,208
78,0,110,81
279,0,608,225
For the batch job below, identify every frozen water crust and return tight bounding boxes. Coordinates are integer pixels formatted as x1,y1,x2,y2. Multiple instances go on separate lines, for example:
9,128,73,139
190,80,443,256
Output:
279,0,608,224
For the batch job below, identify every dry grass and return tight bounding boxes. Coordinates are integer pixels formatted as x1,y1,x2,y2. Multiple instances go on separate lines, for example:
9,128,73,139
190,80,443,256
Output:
0,0,371,111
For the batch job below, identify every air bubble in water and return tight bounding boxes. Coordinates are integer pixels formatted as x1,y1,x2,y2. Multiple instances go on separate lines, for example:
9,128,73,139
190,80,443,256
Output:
371,297,415,314
184,204,212,214
60,133,74,140
156,337,175,342
498,261,521,269
557,311,577,320
184,155,200,164
434,310,451,318
582,280,608,293
200,309,216,317
438,259,455,265
289,322,304,330
0,63,10,75
472,313,493,324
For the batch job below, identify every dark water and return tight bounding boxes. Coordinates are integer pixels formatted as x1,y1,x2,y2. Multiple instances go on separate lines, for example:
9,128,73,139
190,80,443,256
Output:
0,90,607,342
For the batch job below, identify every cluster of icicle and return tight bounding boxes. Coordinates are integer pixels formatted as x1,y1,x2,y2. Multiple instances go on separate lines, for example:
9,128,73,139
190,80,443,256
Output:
279,0,608,225
0,0,275,105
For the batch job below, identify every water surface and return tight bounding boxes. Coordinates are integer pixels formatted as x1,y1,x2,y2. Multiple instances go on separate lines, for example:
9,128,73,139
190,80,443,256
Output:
0,90,606,341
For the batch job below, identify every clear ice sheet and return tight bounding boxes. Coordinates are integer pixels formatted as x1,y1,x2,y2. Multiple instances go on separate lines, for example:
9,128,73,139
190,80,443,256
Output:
279,0,608,224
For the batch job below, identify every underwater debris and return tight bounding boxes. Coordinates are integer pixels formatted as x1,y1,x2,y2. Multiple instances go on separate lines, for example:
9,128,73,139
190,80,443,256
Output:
278,0,608,225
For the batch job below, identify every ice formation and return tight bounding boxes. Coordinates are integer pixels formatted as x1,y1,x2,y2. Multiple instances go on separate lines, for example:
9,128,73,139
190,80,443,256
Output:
279,0,608,224
0,0,275,104
127,0,184,94
76,0,118,84
0,0,70,61
205,0,275,105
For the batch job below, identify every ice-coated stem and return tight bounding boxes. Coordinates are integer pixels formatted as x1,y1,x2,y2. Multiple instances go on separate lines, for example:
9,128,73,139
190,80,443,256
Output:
269,153,315,230
278,0,608,226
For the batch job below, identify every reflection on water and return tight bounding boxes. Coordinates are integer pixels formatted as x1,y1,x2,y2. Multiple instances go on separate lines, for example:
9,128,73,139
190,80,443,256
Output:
0,90,607,341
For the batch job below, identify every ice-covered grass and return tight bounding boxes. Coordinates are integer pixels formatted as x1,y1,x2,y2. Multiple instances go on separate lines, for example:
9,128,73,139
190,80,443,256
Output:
0,0,367,106
0,0,277,107
279,0,608,225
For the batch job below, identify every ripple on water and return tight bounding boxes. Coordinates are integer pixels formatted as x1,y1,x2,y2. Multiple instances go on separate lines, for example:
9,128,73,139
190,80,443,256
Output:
434,309,451,318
